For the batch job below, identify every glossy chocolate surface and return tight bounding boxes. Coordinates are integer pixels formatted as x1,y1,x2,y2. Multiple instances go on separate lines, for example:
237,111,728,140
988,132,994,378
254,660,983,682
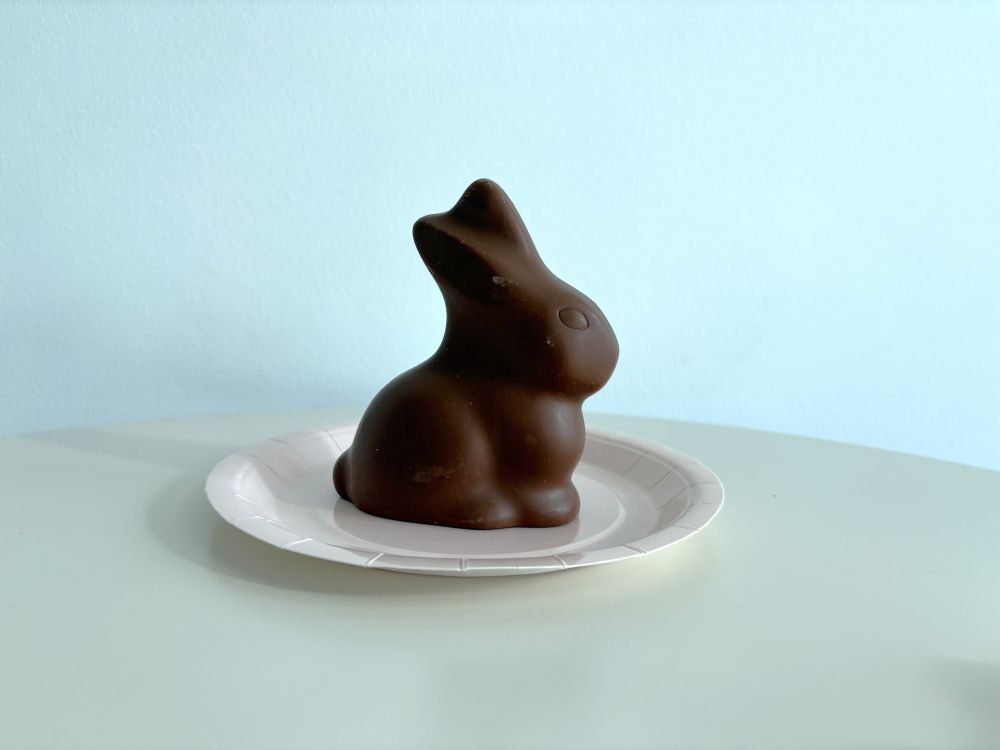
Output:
334,179,618,528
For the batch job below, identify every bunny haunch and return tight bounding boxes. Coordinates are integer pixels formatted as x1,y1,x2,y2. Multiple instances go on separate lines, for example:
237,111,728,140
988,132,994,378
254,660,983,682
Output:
333,179,619,529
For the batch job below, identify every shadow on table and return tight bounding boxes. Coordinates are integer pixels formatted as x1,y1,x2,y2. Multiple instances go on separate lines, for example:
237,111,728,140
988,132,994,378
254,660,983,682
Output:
149,467,447,597
34,426,720,603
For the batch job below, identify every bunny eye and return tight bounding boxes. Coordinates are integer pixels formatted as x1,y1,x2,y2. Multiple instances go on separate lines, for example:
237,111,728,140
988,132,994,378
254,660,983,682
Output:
558,308,589,330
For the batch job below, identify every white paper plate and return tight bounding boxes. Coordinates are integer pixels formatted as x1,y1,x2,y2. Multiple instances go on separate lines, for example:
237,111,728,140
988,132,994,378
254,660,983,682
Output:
205,424,724,576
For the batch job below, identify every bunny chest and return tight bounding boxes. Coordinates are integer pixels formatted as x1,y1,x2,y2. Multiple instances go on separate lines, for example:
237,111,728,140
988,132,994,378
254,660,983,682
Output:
475,386,586,482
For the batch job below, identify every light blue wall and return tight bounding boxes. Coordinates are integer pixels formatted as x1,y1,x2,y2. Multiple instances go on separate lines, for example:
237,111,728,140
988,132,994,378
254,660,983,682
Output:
2,2,998,469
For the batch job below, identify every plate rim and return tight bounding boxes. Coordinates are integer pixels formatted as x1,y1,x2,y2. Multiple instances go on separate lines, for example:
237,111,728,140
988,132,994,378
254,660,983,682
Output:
204,423,724,576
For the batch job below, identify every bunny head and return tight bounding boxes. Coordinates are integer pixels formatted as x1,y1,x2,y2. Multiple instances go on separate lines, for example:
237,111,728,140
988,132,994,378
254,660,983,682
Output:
413,179,618,397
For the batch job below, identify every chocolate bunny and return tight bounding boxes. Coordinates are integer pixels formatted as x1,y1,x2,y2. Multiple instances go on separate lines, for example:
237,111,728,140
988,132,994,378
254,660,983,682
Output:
333,179,618,529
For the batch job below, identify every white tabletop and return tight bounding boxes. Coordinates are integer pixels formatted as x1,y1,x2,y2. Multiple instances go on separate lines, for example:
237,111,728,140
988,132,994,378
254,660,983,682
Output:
2,409,998,749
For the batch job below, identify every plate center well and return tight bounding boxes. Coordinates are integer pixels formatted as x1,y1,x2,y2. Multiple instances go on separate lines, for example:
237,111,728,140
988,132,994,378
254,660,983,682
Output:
285,468,642,558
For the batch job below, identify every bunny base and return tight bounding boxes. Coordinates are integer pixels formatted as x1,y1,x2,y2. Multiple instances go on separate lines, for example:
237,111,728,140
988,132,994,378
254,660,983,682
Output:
333,368,585,530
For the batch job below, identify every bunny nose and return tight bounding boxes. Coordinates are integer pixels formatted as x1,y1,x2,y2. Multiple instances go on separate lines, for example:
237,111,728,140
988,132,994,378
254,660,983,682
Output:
559,308,589,330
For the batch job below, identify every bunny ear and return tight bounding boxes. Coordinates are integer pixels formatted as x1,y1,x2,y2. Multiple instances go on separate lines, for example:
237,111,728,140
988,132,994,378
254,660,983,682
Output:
413,179,540,300
448,179,537,252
